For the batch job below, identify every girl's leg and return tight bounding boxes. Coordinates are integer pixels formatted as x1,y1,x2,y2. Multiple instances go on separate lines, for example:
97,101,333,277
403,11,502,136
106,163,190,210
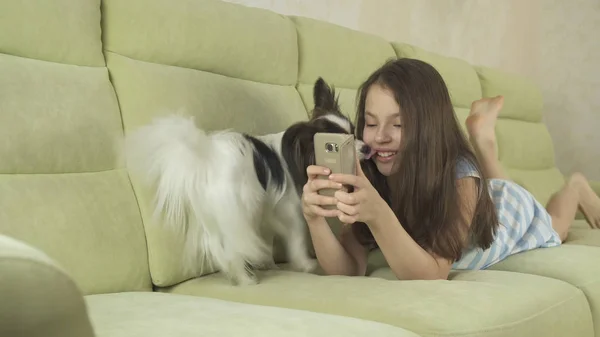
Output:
466,96,600,240
465,95,508,180
546,173,600,236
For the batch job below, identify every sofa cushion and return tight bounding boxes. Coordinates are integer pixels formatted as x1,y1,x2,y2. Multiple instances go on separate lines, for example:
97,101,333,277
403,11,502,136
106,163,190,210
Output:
0,0,104,66
392,43,482,109
85,292,420,337
567,220,600,246
370,243,600,336
102,0,298,86
476,66,543,122
0,235,95,337
0,171,152,294
108,52,308,287
102,0,311,287
592,181,600,196
0,0,151,294
292,16,397,118
487,244,600,337
0,54,121,174
107,53,307,137
496,120,557,171
475,66,567,207
158,269,592,337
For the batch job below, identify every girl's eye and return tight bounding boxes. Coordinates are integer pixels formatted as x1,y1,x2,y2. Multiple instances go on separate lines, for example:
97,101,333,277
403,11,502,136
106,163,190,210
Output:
366,124,376,127
394,124,402,128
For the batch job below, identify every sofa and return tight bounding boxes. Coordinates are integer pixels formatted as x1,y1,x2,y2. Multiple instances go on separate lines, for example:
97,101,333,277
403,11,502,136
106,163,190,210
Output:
1,0,600,336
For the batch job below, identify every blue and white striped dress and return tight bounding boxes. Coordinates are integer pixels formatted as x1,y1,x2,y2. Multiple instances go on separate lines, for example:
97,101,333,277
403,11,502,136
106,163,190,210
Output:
451,158,562,270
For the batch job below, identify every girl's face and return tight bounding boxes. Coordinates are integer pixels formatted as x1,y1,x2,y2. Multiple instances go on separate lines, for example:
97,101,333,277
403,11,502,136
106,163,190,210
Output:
362,84,403,176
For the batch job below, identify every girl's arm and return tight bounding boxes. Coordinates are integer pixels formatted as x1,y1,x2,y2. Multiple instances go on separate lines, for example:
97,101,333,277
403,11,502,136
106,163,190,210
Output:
307,217,367,276
368,177,478,280
302,164,368,277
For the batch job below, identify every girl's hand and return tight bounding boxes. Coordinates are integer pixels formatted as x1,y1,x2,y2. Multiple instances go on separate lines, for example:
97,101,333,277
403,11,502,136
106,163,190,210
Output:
301,165,344,222
329,158,386,224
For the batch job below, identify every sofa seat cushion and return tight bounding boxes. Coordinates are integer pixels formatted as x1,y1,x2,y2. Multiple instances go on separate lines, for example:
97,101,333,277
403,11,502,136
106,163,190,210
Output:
85,292,419,337
484,244,600,337
566,220,600,246
158,269,592,337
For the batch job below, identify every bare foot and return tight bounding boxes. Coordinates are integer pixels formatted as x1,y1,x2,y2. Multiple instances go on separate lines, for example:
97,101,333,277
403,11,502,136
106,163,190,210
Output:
465,96,505,149
570,173,600,229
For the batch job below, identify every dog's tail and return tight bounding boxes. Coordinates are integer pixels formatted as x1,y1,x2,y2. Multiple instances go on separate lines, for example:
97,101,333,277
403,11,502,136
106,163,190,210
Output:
124,115,215,230
123,114,272,275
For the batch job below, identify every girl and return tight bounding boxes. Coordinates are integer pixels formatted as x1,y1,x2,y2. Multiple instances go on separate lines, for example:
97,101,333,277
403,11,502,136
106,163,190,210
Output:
301,58,600,280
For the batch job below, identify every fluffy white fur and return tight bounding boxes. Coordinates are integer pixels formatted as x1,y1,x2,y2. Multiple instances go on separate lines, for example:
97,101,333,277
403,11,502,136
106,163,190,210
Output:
125,115,320,286
123,78,365,286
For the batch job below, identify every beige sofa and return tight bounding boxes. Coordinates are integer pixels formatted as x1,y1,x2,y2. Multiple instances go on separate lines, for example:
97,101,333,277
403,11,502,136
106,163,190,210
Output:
1,0,600,336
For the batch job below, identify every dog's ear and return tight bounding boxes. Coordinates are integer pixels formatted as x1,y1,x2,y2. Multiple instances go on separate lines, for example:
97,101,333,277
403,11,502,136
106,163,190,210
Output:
313,77,340,117
281,123,318,194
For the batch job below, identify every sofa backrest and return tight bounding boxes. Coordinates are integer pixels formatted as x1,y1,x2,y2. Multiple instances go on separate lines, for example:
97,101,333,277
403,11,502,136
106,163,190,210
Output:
0,0,152,295
475,67,566,205
0,0,566,292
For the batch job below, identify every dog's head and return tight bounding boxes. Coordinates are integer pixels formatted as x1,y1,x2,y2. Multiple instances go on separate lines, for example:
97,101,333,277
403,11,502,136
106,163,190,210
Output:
281,77,371,192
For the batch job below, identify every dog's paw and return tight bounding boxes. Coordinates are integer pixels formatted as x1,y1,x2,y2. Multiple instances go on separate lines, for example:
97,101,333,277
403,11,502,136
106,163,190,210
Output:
236,275,259,286
255,260,279,271
230,271,259,286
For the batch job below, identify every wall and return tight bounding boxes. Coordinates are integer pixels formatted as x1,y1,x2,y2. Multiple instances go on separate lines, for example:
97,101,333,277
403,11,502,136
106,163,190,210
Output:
225,0,600,180
540,0,600,180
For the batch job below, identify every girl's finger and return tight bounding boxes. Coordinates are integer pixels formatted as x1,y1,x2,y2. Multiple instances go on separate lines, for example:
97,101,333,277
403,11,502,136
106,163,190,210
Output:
304,193,337,206
329,173,363,188
338,212,357,224
336,202,358,216
310,206,340,218
306,165,331,179
334,190,358,205
310,179,343,192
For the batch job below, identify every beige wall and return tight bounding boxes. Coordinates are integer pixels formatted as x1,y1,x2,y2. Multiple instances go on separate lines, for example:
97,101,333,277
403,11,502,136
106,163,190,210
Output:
225,0,600,180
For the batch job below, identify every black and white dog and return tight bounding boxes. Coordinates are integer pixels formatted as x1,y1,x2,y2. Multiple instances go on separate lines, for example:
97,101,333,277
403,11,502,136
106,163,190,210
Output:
124,78,371,285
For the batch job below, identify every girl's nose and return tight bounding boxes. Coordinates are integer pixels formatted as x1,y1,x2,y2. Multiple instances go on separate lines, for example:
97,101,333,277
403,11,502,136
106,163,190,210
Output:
375,130,391,143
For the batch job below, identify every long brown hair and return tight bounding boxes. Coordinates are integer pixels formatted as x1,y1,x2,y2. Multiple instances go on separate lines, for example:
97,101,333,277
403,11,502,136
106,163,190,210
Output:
352,58,499,262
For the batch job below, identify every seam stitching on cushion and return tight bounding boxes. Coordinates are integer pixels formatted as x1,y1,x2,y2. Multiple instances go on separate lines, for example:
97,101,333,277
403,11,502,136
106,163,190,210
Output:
291,17,310,117
577,278,600,289
0,52,104,68
101,50,290,87
502,164,558,172
296,82,361,91
120,165,153,288
0,168,122,175
412,290,587,336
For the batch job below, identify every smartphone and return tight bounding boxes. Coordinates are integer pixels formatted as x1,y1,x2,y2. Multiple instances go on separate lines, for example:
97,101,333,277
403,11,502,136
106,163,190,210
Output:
313,132,356,210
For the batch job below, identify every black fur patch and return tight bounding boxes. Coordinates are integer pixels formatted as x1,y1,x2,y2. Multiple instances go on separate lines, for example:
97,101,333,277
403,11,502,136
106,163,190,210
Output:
281,118,349,194
243,134,285,191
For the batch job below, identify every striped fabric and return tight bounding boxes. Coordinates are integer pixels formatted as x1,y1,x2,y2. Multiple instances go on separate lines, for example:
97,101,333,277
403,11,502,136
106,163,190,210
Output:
451,158,562,270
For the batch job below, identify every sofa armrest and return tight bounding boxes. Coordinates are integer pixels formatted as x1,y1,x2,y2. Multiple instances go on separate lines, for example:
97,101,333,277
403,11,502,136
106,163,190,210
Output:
0,235,95,337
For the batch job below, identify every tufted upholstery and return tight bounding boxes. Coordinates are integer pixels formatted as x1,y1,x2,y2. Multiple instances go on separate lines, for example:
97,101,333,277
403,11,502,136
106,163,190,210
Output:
0,0,151,295
2,0,600,336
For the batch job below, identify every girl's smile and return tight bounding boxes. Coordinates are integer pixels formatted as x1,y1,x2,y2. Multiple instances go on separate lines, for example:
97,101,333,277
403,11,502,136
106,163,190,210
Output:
362,83,403,176
372,150,397,163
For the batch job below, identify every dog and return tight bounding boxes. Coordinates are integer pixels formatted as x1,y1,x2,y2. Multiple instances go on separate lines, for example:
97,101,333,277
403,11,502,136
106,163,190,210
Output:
124,77,371,286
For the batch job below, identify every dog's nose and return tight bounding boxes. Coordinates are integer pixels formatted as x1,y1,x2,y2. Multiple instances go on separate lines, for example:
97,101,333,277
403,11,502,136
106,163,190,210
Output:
360,144,371,155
